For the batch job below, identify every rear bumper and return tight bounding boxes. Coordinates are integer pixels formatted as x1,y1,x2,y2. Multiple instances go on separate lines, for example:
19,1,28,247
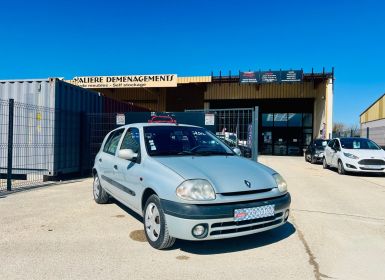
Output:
161,193,291,241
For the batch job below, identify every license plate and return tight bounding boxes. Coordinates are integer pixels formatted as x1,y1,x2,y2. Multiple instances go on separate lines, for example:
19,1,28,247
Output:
234,205,275,222
361,165,383,170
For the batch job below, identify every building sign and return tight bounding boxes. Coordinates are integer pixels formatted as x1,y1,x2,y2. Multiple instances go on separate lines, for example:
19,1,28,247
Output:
70,74,177,88
240,70,303,83
116,113,125,125
205,113,215,125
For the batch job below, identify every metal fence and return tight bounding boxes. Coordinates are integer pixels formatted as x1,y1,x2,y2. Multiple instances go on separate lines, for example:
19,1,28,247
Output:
87,113,119,171
186,108,258,160
0,99,85,192
332,126,385,148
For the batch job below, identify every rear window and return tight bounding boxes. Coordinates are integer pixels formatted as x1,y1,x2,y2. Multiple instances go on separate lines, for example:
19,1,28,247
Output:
314,140,328,148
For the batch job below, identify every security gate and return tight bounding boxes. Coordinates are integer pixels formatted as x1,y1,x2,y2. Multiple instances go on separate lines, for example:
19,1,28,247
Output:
185,108,258,160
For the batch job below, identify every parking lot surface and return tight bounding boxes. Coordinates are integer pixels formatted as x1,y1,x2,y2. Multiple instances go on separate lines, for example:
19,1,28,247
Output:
0,156,384,280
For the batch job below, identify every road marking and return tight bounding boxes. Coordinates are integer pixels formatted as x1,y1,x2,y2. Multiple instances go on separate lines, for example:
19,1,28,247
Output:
292,209,385,222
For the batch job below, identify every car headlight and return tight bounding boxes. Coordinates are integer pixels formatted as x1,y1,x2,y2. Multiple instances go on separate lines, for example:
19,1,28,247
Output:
272,173,287,193
176,179,216,201
343,152,359,159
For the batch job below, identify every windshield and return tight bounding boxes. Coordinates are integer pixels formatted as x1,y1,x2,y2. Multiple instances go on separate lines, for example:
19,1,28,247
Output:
340,138,381,150
143,126,234,156
314,139,329,150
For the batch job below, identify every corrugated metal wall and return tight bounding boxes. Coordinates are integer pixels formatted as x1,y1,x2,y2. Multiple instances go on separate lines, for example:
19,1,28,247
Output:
0,79,55,107
204,82,322,100
361,94,385,123
55,79,103,112
177,76,211,84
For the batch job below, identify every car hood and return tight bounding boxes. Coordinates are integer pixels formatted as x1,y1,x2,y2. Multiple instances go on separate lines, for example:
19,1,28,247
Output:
342,149,385,159
154,156,278,193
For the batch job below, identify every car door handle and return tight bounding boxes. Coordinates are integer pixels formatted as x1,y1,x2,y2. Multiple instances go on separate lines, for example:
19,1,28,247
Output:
113,165,118,170
99,158,102,162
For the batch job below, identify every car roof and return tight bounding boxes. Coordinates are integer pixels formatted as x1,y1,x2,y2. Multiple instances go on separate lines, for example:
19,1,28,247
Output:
337,137,368,140
112,122,200,130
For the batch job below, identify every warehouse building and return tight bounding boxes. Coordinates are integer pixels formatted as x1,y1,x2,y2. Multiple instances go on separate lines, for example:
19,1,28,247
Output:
360,93,385,147
68,69,334,156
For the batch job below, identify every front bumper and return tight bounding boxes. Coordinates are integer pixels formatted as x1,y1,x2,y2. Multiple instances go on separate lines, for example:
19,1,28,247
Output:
161,193,291,241
342,158,385,173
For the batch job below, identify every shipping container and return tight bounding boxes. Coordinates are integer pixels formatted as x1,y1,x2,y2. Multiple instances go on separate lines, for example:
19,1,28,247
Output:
0,78,146,179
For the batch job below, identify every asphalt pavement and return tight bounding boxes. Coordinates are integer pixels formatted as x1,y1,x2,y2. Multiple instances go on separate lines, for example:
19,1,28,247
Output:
0,156,384,280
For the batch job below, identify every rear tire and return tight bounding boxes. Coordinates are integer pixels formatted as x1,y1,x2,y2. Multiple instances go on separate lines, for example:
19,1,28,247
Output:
93,174,110,204
322,157,329,169
337,160,346,175
143,194,176,250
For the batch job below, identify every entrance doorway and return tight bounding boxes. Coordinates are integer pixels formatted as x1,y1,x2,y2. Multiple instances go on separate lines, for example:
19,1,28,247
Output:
260,113,313,156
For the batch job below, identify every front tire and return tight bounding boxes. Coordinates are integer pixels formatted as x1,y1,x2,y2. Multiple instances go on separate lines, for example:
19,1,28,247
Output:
311,155,317,164
93,174,110,204
337,160,346,175
323,157,329,169
143,194,176,250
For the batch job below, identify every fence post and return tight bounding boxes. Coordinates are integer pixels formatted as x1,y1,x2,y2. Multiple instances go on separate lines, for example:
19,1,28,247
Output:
366,127,369,138
79,112,86,177
7,99,14,191
351,129,353,137
252,106,259,161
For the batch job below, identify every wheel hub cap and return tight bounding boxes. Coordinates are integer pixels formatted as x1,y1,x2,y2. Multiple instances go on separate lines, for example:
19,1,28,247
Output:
145,203,161,242
93,177,100,198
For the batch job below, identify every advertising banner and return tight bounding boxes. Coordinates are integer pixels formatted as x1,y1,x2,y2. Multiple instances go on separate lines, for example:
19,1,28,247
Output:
240,70,303,84
240,72,259,83
280,70,303,82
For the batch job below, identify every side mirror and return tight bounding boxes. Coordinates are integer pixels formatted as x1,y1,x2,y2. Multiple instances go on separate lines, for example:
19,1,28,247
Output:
233,147,242,156
118,149,138,160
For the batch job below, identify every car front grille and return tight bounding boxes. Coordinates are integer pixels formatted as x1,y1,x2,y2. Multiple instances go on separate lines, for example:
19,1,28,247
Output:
210,212,283,236
360,167,384,171
219,188,273,196
358,159,385,165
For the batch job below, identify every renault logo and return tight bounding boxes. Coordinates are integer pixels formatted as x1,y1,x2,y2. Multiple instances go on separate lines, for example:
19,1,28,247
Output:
244,180,251,188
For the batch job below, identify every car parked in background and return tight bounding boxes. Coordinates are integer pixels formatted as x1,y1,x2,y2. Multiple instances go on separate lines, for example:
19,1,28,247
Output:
216,132,252,158
93,123,291,249
323,137,385,175
148,115,176,123
304,139,329,164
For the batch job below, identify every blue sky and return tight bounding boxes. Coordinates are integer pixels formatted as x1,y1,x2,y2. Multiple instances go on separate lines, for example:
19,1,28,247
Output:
1,0,385,125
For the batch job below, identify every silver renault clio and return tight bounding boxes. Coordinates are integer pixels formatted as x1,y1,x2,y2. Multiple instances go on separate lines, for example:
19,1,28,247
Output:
93,123,291,249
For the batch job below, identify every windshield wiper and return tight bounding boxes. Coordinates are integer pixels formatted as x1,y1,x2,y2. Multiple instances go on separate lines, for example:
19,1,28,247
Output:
176,151,196,155
195,151,234,156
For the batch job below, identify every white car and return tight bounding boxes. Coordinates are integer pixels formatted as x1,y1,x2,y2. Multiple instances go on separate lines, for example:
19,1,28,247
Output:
323,137,385,175
93,123,291,249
